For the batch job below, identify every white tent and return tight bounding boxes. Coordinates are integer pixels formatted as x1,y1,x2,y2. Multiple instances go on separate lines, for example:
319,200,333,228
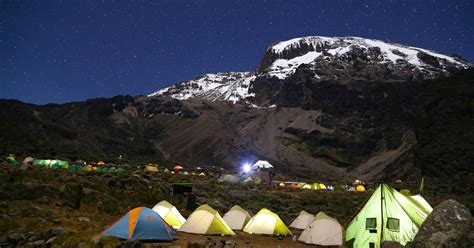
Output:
223,205,252,230
298,212,343,246
252,160,274,170
243,208,292,236
289,210,314,229
152,200,186,229
178,204,235,236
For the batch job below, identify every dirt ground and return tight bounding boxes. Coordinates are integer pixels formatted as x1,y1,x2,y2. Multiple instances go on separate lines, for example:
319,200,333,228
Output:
172,231,309,247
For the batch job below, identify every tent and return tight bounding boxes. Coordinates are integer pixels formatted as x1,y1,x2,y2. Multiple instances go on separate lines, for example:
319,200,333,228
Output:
243,208,292,236
251,160,274,170
100,207,177,241
345,184,432,248
152,200,186,229
223,205,252,230
145,165,158,172
311,183,326,190
178,204,235,236
174,164,183,170
97,161,105,165
22,157,34,164
243,176,253,183
298,211,343,246
217,174,239,183
301,184,312,190
290,210,314,230
356,184,366,192
334,184,346,191
33,159,68,169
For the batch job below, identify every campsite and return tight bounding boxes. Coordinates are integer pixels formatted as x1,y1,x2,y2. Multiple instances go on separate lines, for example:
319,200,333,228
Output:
2,1,474,247
0,156,473,247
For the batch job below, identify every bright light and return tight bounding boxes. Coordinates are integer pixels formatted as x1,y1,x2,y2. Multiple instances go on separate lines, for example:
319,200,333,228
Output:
243,163,251,173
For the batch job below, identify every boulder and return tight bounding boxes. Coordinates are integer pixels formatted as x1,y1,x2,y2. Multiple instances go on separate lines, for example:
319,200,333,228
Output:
7,232,26,244
62,182,83,209
48,226,68,236
26,240,45,247
0,213,11,221
20,163,33,170
411,199,472,248
45,236,57,245
78,217,90,222
382,241,404,248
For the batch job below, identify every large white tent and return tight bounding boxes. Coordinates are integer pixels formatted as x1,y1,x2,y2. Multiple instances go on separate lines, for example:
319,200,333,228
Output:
223,205,252,230
298,212,343,246
289,210,314,229
252,160,274,170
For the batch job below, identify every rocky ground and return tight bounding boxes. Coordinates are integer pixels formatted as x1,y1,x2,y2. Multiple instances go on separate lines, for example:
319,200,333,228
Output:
0,163,472,247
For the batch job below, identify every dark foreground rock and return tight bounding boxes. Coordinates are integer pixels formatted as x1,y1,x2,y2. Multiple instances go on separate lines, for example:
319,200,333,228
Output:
411,199,472,248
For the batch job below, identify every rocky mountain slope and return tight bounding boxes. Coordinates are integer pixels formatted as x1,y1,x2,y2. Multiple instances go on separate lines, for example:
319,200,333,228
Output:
1,36,473,185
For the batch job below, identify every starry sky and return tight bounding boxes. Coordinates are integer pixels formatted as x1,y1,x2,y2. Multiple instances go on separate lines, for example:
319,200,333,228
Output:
1,0,473,104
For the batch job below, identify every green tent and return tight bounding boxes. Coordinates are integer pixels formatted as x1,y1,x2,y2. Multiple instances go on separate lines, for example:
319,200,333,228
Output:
33,159,69,169
345,184,432,247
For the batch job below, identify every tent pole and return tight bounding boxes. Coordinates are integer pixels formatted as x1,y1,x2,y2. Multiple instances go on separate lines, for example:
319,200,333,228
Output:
380,184,384,246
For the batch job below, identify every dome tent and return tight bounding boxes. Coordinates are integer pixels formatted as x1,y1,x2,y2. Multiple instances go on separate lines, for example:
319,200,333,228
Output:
223,205,252,230
243,208,291,236
289,210,314,229
346,184,432,247
298,211,343,246
100,207,177,241
152,200,186,229
178,204,235,236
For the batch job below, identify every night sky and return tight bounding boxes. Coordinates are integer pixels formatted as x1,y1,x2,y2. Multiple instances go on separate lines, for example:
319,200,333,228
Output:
1,0,473,104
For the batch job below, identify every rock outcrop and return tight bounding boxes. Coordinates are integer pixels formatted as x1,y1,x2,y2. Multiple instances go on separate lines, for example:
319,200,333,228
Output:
410,199,472,248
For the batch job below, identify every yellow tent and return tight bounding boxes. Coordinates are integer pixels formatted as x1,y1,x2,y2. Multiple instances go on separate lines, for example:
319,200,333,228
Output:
97,161,105,165
178,204,235,236
301,184,312,190
356,184,366,192
145,165,159,172
243,208,292,236
311,183,327,190
152,200,186,229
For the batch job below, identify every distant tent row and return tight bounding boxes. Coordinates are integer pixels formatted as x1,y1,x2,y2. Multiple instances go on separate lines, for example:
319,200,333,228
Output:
29,159,126,173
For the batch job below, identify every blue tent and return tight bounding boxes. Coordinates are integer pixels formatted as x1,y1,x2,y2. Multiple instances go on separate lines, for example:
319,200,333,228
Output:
100,207,177,241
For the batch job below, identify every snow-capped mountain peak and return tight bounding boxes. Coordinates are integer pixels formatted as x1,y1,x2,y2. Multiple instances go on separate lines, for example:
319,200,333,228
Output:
150,36,471,103
260,36,470,79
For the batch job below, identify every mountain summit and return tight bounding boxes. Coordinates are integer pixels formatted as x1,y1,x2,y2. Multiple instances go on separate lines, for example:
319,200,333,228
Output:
150,36,471,103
